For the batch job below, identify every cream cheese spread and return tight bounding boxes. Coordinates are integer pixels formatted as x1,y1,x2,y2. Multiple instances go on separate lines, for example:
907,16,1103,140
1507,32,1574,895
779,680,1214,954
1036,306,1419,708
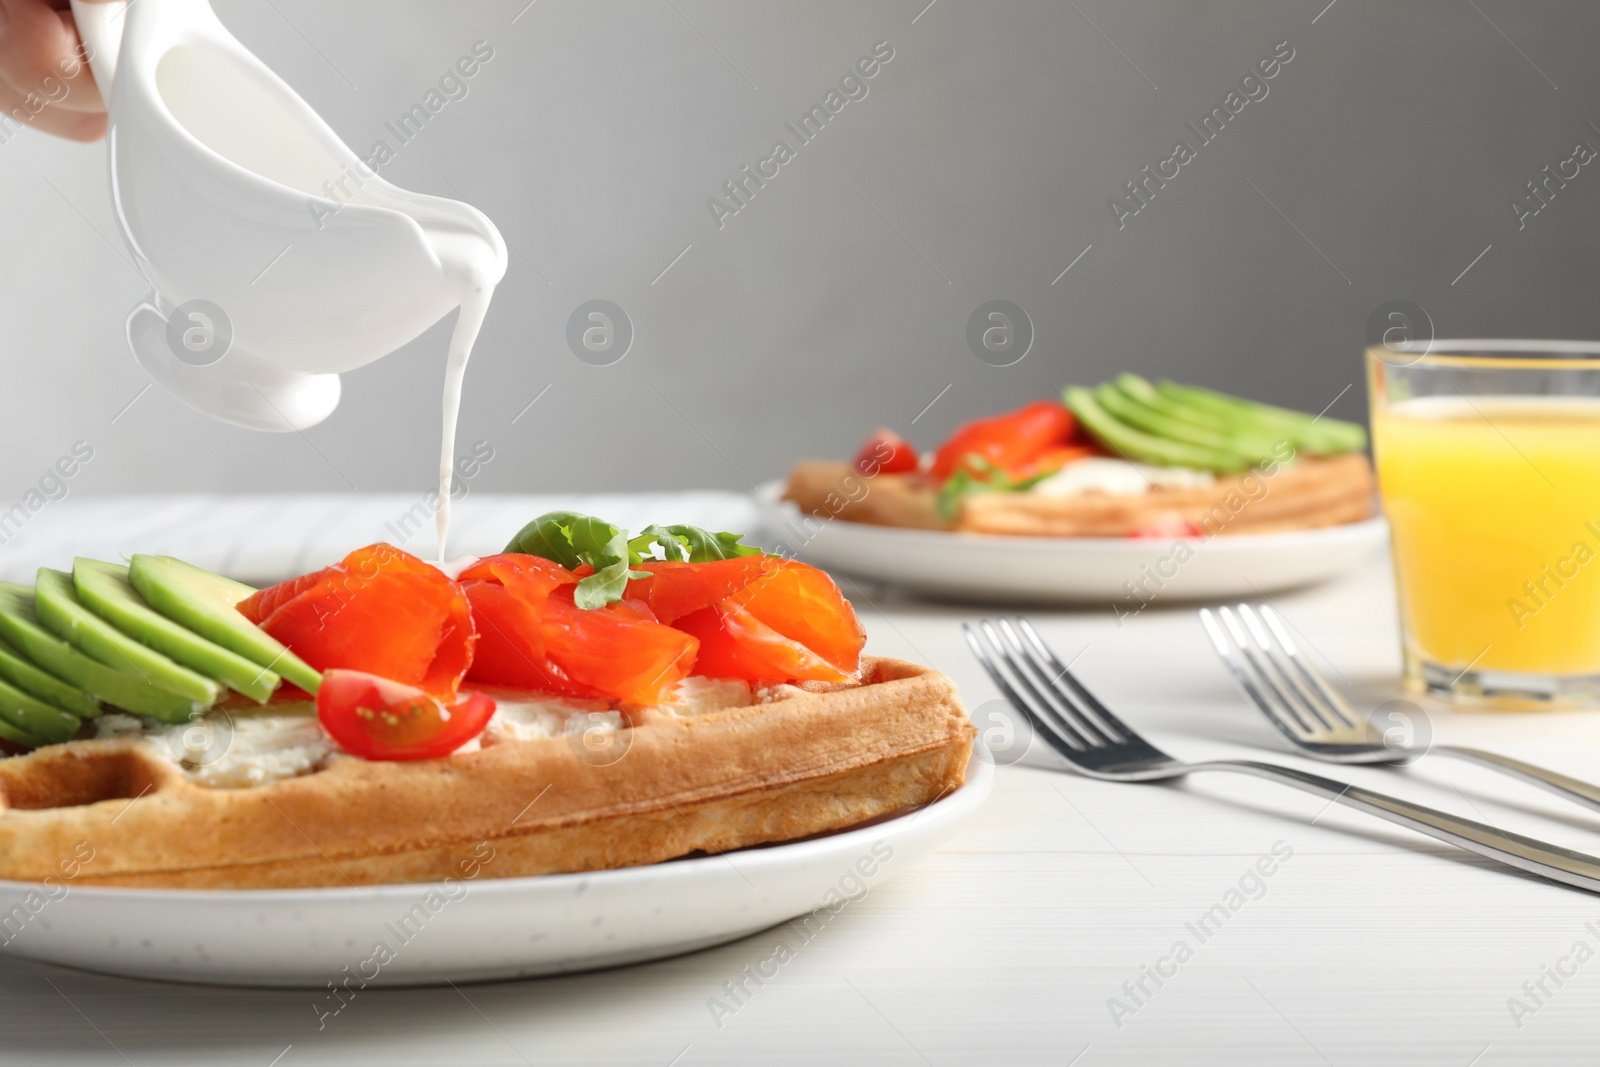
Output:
102,675,762,787
1030,457,1215,497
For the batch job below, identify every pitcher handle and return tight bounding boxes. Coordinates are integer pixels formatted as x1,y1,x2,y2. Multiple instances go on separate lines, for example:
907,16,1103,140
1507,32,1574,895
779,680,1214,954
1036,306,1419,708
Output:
70,0,128,97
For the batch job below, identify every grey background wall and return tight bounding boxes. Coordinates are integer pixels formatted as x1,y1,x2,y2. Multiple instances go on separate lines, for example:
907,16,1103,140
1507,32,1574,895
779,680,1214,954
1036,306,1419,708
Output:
1,0,1596,498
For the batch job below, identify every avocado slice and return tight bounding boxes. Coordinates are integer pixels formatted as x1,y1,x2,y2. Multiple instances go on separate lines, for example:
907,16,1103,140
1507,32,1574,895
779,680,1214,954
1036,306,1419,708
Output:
35,569,220,707
73,559,281,703
0,635,99,717
1064,387,1253,472
0,673,83,744
1094,383,1270,463
1113,374,1233,434
0,715,46,749
127,555,321,694
0,583,196,722
1113,374,1288,456
1155,381,1366,454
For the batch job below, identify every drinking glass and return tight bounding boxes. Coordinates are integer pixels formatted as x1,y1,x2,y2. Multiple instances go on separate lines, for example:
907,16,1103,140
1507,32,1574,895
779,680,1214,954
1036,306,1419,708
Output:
1368,340,1600,708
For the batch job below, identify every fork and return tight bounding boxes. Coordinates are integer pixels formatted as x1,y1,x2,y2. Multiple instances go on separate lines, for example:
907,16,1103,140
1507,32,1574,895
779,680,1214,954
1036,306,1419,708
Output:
1203,603,1600,814
964,617,1600,894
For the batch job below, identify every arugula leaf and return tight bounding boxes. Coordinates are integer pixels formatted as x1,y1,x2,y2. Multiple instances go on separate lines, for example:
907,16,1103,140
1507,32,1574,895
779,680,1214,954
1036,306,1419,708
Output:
626,524,686,563
505,513,763,608
675,525,763,561
503,511,648,610
627,524,762,564
655,525,761,563
937,455,1051,520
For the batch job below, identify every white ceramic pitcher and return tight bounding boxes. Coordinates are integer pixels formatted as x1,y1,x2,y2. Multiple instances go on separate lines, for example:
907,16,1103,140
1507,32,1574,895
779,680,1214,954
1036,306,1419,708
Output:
71,0,507,431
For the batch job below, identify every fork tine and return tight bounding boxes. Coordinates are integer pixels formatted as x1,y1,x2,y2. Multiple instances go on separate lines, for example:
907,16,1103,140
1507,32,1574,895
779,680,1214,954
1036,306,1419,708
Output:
1013,618,1140,742
1203,607,1324,751
978,621,1105,750
961,623,1092,762
1234,604,1340,731
1203,604,1299,729
1216,607,1317,735
1257,605,1359,728
993,619,1120,746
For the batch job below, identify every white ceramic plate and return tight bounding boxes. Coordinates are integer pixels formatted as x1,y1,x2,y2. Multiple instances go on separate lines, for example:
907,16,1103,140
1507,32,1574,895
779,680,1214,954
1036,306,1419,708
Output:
756,482,1387,605
0,748,991,988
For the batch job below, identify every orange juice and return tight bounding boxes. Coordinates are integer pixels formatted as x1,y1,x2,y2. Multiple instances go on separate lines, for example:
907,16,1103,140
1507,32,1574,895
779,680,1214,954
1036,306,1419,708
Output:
1374,396,1600,677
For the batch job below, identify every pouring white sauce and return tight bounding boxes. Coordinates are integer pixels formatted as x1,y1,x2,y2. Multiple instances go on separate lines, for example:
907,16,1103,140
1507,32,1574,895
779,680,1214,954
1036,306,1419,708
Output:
434,267,497,561
147,22,505,562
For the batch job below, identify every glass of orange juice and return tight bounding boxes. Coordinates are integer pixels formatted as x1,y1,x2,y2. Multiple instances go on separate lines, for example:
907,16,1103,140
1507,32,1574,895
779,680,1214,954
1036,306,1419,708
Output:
1369,340,1600,708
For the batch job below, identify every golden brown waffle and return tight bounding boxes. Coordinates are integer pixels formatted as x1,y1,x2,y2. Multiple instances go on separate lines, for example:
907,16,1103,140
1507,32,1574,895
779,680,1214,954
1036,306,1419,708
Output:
0,658,974,889
785,454,1374,537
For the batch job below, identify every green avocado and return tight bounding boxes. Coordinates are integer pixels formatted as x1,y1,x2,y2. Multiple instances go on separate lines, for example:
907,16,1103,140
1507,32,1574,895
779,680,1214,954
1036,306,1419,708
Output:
0,673,83,744
127,555,321,694
0,634,99,717
0,715,46,749
0,582,196,722
1112,374,1232,434
1064,386,1253,472
1094,382,1268,465
35,569,220,707
1155,380,1366,454
73,559,281,703
1112,374,1283,456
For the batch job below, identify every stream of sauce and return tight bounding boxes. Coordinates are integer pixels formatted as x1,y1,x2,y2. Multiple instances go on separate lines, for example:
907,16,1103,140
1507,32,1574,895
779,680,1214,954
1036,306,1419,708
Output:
435,285,494,561
148,23,504,560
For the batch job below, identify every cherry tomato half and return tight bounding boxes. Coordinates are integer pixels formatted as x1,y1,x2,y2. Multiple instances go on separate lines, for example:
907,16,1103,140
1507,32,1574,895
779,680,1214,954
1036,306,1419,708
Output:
852,429,920,476
929,400,1075,481
316,668,496,761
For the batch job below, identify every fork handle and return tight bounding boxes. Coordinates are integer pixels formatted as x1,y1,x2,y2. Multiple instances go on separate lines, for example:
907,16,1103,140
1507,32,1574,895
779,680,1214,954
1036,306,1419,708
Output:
1199,759,1600,894
1433,746,1600,813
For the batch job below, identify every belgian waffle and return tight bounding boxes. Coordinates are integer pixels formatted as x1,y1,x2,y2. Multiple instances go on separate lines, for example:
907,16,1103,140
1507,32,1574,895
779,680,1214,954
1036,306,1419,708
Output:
785,453,1374,537
0,658,973,889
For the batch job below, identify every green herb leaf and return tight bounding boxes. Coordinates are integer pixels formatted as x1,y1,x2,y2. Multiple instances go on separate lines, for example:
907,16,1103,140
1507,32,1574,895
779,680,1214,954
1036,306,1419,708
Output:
628,523,763,564
505,513,762,608
937,455,1051,520
626,525,686,563
665,525,762,563
503,511,648,610
936,468,979,521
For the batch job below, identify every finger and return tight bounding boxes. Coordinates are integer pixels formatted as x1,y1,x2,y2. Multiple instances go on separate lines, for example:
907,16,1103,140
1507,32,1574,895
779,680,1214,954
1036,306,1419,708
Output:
0,73,104,140
0,0,104,115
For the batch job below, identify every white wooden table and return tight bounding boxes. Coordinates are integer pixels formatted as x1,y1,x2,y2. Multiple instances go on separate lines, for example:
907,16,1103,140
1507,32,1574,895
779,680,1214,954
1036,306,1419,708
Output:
3,495,1598,1065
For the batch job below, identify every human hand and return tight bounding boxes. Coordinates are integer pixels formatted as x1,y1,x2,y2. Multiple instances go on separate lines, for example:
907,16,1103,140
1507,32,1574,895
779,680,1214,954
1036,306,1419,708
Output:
0,0,107,141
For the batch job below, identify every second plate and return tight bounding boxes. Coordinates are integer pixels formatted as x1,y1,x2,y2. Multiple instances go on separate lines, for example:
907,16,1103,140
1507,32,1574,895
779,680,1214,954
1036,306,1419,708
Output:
757,482,1387,605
